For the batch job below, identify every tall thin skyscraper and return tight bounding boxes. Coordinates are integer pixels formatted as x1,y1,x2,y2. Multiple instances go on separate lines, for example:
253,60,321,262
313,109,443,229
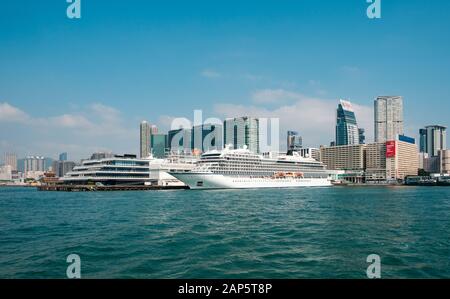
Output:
59,152,68,161
419,125,447,156
419,128,427,153
374,96,404,142
4,153,17,171
140,121,152,158
150,125,158,135
358,128,366,144
335,100,359,146
224,117,259,153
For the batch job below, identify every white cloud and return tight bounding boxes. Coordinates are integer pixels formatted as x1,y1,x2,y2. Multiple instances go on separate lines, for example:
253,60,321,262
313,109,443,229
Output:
307,80,328,96
241,73,265,82
340,65,361,75
341,65,360,72
90,103,121,122
157,115,178,132
201,69,222,78
251,89,305,104
0,102,137,160
0,92,376,160
308,80,319,86
49,114,94,129
0,102,30,123
1,102,99,130
215,89,374,147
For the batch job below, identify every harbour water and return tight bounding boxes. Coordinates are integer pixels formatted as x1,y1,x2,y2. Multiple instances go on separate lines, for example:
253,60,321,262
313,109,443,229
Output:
0,186,449,278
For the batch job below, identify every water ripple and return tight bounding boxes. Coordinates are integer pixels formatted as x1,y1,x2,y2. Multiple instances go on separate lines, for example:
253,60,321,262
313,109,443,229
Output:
0,186,449,278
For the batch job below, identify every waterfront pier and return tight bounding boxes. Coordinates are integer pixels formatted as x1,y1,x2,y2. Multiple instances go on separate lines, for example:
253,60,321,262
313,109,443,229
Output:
37,184,188,192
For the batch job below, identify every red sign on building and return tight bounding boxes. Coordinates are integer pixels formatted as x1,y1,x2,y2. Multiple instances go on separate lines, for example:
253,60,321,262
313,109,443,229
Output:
386,141,396,158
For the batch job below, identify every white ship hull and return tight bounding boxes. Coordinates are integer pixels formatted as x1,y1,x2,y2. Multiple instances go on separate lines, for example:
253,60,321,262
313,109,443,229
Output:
170,172,332,190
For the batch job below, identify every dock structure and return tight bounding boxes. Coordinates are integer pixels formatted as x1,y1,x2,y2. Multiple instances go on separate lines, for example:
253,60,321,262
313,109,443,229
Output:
37,184,189,192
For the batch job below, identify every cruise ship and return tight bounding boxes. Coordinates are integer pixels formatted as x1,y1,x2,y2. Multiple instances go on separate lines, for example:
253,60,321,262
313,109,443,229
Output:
170,145,332,189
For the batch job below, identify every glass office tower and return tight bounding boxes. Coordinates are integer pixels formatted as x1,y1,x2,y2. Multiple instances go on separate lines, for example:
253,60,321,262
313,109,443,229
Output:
336,100,359,146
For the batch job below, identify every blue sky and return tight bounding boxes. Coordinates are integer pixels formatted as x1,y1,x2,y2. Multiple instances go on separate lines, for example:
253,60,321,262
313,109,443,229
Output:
1,0,449,160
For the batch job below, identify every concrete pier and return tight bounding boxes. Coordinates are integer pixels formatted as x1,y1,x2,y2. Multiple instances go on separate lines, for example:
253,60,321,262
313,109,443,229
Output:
37,184,189,192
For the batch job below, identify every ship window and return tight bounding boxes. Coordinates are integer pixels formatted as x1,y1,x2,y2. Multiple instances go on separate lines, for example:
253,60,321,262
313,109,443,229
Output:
197,181,204,187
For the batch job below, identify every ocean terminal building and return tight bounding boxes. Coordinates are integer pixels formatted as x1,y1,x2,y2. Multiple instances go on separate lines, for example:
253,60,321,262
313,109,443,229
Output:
63,154,153,185
62,153,196,186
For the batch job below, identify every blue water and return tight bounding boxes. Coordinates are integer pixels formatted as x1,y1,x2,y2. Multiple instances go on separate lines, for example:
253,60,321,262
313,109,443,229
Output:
0,186,449,278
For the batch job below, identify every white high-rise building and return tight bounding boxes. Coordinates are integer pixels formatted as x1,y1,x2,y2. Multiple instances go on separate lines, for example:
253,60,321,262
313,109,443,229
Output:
24,156,45,173
0,165,13,181
374,96,404,143
224,117,259,153
4,153,17,171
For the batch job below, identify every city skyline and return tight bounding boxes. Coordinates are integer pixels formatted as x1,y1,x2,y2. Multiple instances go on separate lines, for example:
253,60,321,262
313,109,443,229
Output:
1,96,448,163
1,0,450,160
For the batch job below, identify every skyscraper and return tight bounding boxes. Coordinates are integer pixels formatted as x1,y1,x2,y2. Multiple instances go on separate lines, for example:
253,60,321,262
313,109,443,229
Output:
151,134,168,158
419,125,447,156
335,100,359,146
59,152,68,161
150,125,158,135
224,117,259,153
24,156,45,173
358,128,366,145
419,128,427,153
374,96,404,143
140,121,152,158
4,153,17,171
287,131,302,153
52,160,76,177
192,124,223,153
167,128,192,154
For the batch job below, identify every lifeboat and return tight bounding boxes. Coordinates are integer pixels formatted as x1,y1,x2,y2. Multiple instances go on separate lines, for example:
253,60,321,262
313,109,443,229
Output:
274,172,286,178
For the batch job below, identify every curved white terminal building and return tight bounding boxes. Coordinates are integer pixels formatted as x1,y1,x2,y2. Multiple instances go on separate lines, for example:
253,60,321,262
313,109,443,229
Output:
63,153,196,186
63,154,152,185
